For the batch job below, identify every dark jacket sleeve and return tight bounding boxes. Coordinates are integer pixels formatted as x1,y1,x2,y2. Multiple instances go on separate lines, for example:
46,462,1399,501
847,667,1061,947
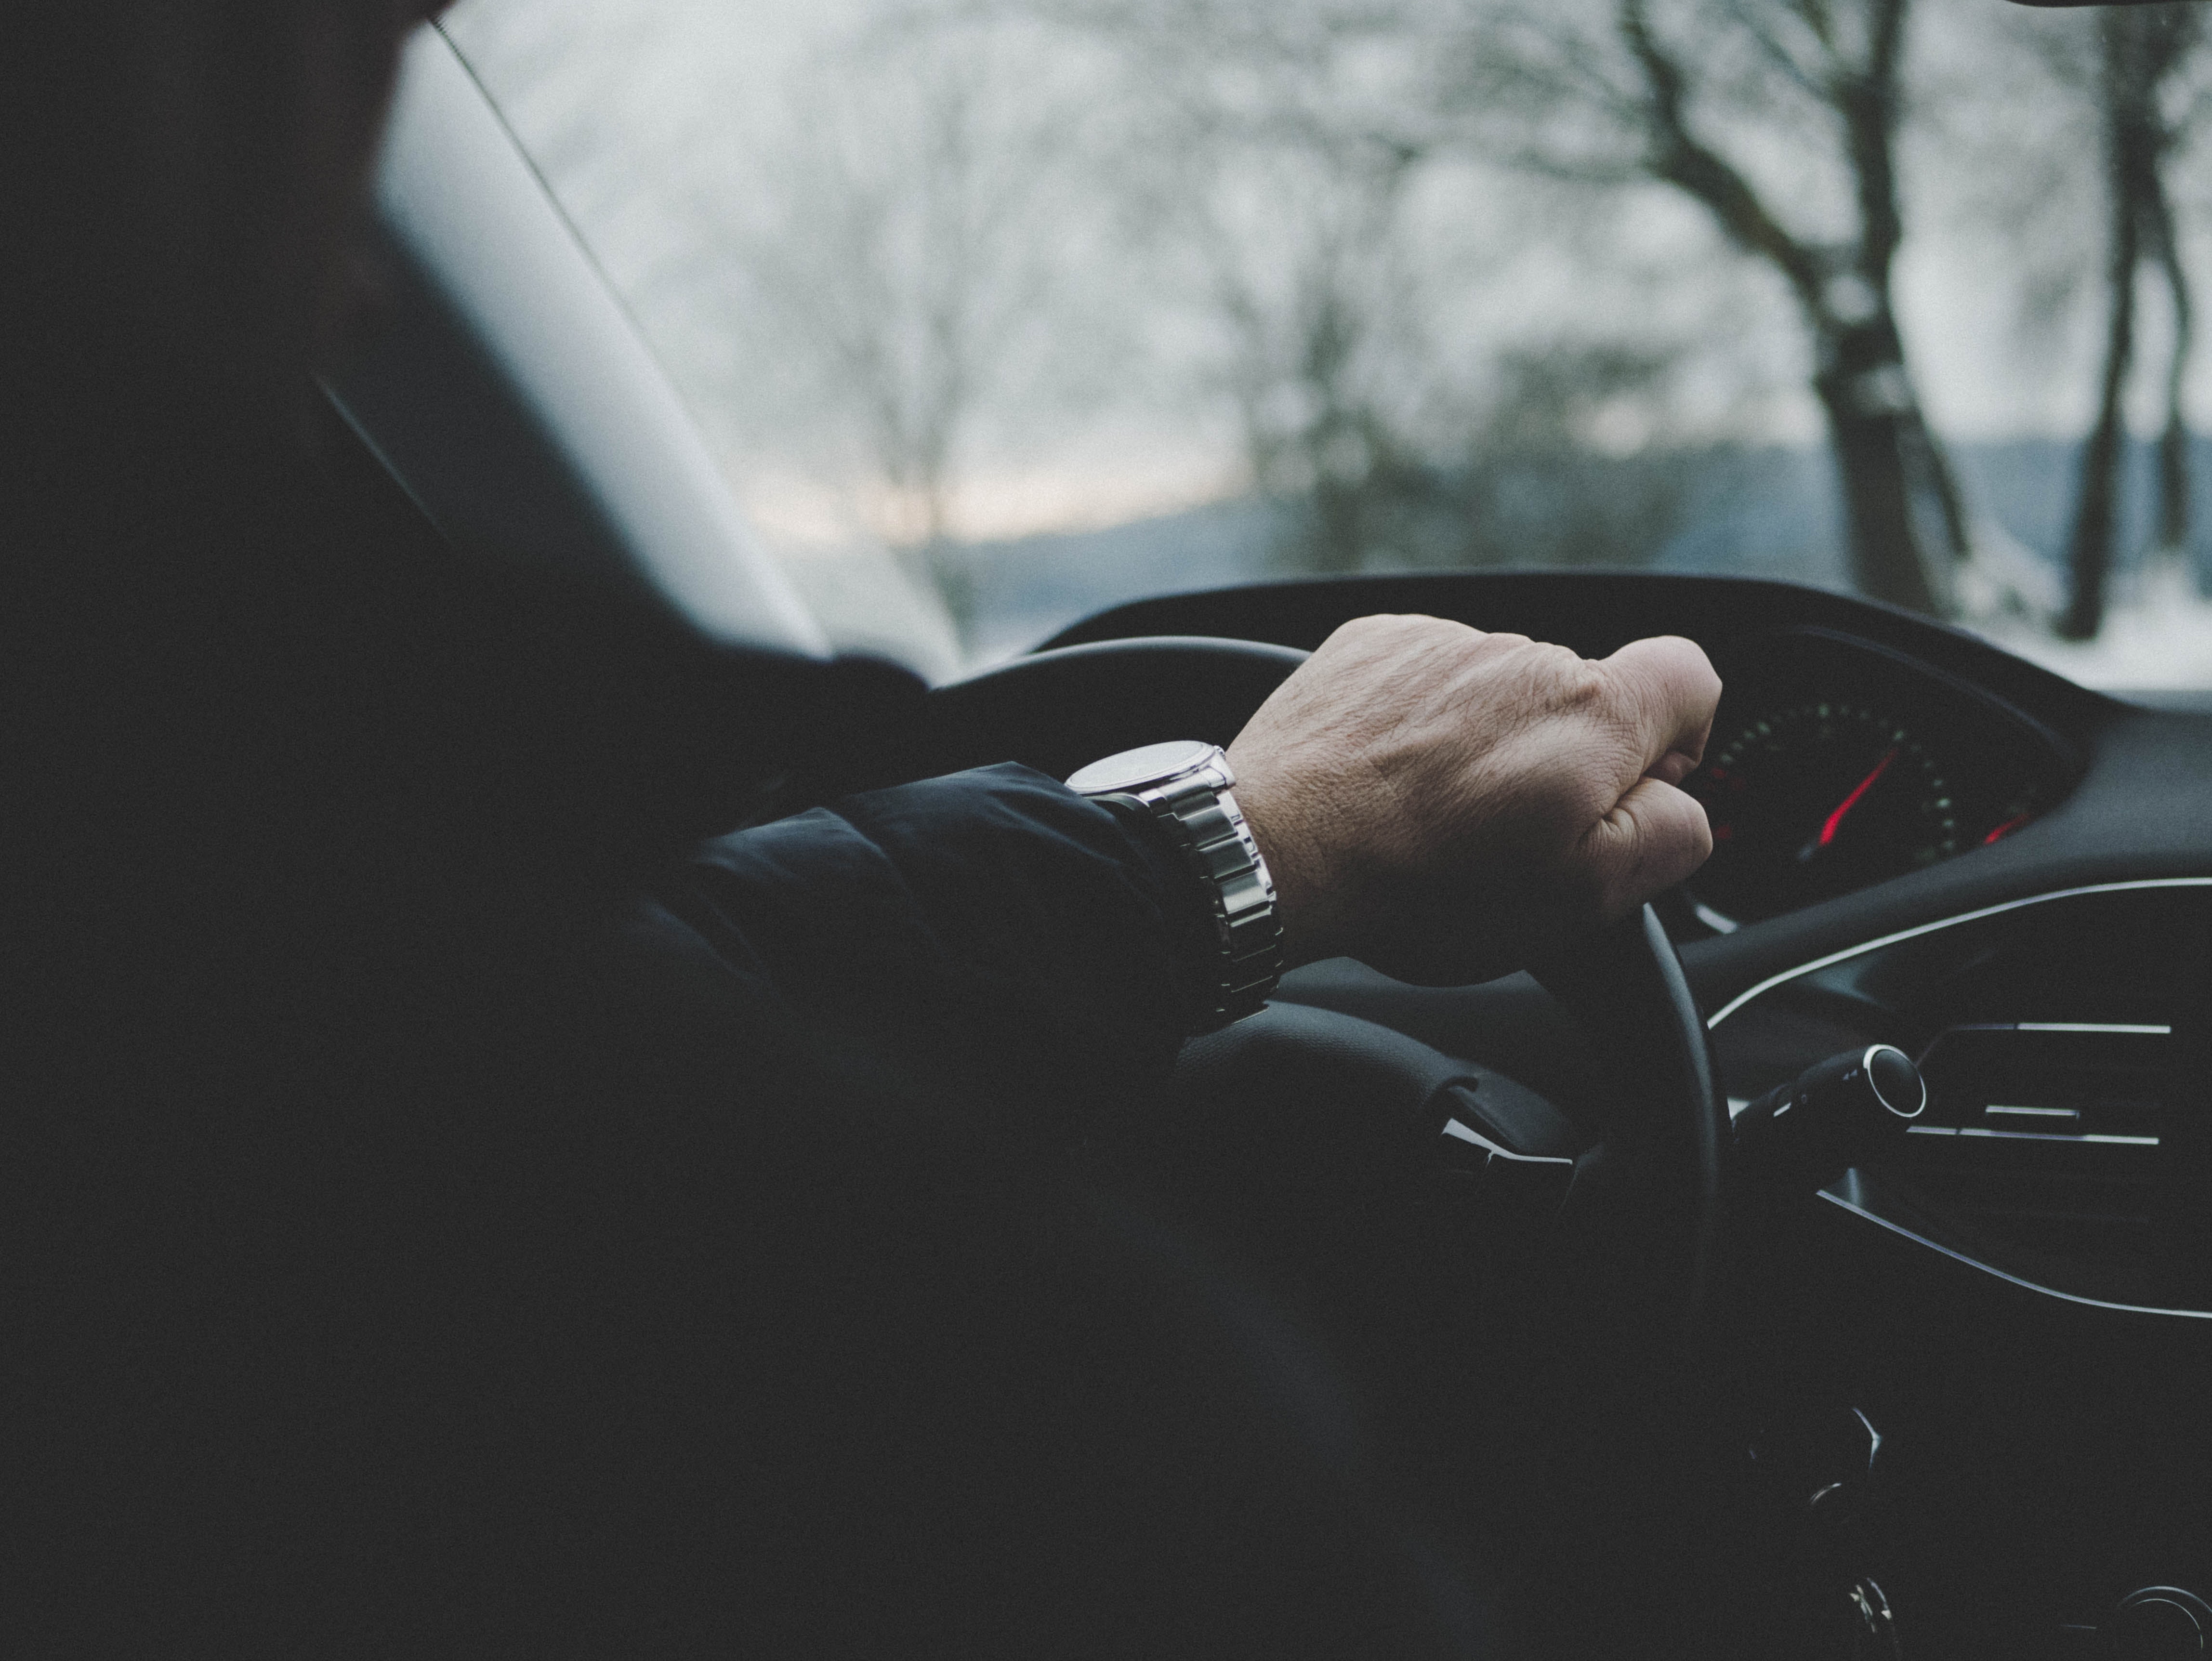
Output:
642,762,1206,1135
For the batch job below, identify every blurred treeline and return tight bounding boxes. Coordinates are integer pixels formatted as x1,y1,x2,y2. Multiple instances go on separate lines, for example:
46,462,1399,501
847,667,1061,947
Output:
448,0,2212,650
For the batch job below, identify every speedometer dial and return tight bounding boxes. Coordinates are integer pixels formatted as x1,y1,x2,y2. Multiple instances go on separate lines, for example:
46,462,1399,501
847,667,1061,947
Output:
1684,701,1958,926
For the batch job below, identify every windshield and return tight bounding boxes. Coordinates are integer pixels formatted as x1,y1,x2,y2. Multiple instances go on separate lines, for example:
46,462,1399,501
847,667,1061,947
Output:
443,0,2212,691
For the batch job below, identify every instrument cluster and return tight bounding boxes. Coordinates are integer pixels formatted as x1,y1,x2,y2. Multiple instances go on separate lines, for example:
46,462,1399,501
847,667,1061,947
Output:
1678,629,2081,930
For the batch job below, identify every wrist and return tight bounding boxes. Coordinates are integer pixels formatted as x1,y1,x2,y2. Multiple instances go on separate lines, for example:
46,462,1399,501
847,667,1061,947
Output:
1224,756,1354,970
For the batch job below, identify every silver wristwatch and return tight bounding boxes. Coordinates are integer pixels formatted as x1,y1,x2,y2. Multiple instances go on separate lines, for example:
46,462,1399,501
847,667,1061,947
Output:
1066,740,1283,1032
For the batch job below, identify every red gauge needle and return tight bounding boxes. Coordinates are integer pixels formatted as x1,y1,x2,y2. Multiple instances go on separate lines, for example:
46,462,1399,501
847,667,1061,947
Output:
1797,746,1897,863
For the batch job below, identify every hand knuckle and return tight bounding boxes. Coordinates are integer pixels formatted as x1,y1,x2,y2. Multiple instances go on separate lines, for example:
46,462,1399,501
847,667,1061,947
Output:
1542,647,1609,707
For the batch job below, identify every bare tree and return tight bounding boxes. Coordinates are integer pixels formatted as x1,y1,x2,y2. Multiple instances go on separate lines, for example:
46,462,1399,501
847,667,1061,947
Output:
1195,138,1438,572
691,19,1075,627
1017,0,1726,574
1450,0,1967,613
2056,5,2203,640
1021,0,1456,573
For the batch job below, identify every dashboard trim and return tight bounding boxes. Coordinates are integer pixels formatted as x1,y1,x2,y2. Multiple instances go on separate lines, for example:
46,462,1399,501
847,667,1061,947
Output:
1706,876,2212,1028
1818,1184,2212,1322
1728,884,2212,1321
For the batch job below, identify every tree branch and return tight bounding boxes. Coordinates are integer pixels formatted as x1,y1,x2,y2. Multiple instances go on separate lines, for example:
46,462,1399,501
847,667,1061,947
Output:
1724,0,1831,104
1839,0,1907,281
1618,0,1826,309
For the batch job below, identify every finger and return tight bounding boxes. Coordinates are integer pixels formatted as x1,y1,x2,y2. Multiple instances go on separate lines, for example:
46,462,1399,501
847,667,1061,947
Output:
1574,777,1714,920
1600,636,1722,781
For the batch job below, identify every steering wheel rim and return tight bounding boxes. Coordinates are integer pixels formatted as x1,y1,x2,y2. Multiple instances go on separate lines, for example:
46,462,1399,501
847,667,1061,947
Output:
1531,902,1729,1345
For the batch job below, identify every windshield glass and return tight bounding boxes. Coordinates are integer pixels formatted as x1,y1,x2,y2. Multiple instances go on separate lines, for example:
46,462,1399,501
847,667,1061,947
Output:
443,0,2212,690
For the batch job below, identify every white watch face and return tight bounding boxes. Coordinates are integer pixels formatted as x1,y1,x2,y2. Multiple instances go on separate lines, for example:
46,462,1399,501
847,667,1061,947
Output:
1066,739,1219,794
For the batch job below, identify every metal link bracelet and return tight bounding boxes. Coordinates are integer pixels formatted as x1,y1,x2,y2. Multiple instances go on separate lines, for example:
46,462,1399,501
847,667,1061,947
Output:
1066,740,1284,1033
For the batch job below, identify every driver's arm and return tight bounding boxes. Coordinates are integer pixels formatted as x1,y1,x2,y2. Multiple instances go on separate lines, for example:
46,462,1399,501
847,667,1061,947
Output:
647,614,1720,1127
654,758,1208,1115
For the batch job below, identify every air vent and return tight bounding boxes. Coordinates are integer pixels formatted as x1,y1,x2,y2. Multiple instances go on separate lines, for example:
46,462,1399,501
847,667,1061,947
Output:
1904,1023,2175,1158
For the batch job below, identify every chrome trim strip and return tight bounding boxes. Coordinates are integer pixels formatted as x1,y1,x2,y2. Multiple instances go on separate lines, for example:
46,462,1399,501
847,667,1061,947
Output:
1943,1022,2169,1035
1817,1189,2212,1320
1906,1123,2157,1145
2017,1021,2171,1034
1986,1105,2079,1118
1441,1118,1573,1169
1852,1408,1883,1466
1707,878,2212,1029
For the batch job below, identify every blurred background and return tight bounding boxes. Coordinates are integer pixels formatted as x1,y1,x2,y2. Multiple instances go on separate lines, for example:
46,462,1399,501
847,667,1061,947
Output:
444,0,2212,690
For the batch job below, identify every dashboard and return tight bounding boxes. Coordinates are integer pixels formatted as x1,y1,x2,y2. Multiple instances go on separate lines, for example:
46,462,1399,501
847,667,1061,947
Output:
1021,569,2212,1657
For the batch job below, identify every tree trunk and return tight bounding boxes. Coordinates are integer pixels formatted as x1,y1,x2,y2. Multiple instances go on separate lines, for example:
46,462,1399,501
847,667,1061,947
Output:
2063,105,2146,641
2062,240,2137,640
2149,197,2192,554
1812,317,1941,614
1907,409,1972,566
2158,381,2190,557
1814,387,1939,615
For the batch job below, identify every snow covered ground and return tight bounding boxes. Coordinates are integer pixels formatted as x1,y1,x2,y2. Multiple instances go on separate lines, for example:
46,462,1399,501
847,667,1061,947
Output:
1968,561,2212,695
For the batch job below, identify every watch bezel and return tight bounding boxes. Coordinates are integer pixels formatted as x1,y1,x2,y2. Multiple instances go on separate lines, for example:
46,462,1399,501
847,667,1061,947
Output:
1064,738,1224,797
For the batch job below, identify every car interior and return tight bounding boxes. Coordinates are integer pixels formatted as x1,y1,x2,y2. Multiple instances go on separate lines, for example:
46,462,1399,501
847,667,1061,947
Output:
319,21,2212,1659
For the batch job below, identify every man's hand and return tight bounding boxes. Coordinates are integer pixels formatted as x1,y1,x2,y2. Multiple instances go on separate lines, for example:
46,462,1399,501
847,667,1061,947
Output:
1227,615,1721,985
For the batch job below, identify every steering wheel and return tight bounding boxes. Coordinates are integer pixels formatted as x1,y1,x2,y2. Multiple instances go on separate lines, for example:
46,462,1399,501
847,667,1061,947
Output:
911,633,1726,1303
903,633,1735,1648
